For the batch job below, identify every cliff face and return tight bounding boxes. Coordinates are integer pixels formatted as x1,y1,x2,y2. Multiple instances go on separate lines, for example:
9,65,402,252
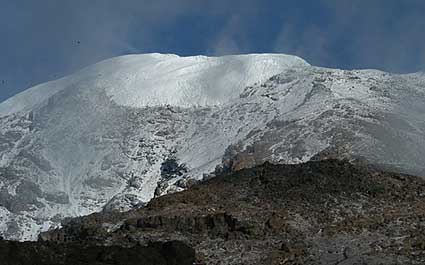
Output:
36,159,425,264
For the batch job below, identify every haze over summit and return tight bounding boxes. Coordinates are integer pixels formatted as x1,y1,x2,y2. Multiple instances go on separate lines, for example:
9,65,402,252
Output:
1,0,425,102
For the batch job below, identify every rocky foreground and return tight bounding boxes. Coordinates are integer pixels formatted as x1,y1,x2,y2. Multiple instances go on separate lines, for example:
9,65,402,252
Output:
2,159,425,264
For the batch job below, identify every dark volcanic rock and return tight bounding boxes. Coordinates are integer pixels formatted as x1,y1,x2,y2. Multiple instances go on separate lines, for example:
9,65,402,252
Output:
0,240,195,265
33,160,425,264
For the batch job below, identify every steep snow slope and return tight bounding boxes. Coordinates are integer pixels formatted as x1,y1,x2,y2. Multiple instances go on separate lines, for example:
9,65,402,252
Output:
0,53,424,241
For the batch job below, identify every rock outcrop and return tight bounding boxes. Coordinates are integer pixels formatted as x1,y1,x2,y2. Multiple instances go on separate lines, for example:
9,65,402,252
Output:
36,159,425,264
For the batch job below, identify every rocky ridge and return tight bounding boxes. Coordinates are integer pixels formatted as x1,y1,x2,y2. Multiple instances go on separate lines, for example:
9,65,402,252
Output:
32,159,425,265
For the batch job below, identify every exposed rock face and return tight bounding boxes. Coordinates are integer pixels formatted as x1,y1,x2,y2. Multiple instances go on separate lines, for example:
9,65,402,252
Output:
38,160,425,264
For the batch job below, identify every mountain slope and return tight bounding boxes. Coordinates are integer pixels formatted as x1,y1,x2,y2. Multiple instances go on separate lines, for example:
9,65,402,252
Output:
0,53,424,240
38,160,425,264
0,53,308,240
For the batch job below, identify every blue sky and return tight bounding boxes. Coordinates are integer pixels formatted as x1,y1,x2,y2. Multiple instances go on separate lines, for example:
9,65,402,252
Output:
1,0,425,102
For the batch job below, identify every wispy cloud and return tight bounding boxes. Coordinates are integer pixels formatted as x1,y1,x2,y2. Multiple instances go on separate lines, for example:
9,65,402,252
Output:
273,0,425,72
1,0,425,102
273,24,330,66
209,16,245,56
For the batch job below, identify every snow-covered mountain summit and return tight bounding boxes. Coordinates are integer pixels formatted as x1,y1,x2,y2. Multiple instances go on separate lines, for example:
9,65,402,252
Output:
0,53,308,116
0,53,424,240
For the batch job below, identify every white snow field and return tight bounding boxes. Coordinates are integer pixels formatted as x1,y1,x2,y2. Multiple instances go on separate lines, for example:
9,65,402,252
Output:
0,53,424,240
0,53,308,116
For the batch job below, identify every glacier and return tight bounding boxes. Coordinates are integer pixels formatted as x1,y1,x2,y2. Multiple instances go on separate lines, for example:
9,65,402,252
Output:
0,53,424,240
